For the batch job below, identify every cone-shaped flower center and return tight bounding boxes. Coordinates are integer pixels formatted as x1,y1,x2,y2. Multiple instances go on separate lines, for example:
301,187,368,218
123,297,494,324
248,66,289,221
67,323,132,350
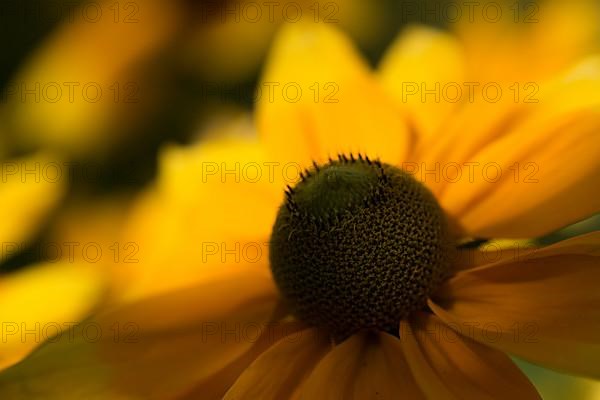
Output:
269,155,452,340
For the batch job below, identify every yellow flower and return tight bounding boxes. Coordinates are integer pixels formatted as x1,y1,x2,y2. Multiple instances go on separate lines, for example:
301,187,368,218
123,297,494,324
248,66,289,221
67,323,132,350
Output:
183,0,387,82
0,0,181,156
0,0,382,156
0,153,105,370
2,19,600,399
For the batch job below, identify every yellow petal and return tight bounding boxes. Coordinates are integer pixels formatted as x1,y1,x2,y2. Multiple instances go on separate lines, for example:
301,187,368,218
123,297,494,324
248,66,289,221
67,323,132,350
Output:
117,124,282,302
430,232,600,378
399,313,540,399
0,262,105,371
224,328,331,399
300,331,425,399
157,126,281,240
0,152,65,263
456,0,600,82
379,25,465,142
434,57,600,237
0,264,280,399
257,23,411,169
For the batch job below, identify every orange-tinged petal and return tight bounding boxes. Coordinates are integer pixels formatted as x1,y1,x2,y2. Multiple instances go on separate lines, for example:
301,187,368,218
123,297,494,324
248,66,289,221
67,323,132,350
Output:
0,262,106,371
300,331,425,399
224,328,331,399
414,93,527,198
101,262,278,332
430,232,600,378
257,23,411,169
434,57,600,237
0,153,65,262
0,264,280,399
176,316,308,400
399,313,540,399
379,25,465,142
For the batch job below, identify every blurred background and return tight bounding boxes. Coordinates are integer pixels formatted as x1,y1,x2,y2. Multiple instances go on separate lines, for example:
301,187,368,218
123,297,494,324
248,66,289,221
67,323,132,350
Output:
1,0,599,397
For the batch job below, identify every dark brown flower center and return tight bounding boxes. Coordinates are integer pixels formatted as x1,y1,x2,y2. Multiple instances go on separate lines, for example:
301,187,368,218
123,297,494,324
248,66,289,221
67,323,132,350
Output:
269,155,452,340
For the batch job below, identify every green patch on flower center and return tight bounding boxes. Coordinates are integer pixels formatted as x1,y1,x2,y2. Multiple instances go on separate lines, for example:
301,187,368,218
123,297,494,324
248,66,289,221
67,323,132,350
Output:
269,154,452,340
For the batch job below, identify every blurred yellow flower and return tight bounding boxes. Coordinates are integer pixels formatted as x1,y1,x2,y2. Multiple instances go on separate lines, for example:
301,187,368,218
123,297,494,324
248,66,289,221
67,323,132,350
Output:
0,0,182,156
0,0,386,157
0,153,105,370
2,7,600,400
181,0,388,81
